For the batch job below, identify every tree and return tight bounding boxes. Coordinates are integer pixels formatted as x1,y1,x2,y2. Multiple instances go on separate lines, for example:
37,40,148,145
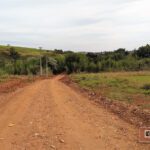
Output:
112,48,128,61
54,49,63,54
48,57,57,74
54,55,66,74
65,53,80,73
9,47,20,74
135,44,150,58
86,52,98,63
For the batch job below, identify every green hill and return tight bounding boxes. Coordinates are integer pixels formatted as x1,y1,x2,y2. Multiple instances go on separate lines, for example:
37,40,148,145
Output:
0,45,54,57
0,44,150,76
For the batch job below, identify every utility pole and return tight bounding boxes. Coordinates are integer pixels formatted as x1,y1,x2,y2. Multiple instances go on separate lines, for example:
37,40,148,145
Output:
39,47,43,76
46,56,48,77
40,56,43,76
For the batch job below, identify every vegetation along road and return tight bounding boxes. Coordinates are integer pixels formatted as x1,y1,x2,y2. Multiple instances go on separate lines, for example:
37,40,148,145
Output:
0,75,149,150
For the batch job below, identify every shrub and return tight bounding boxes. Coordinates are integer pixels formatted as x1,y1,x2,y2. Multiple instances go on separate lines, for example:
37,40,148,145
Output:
142,84,150,90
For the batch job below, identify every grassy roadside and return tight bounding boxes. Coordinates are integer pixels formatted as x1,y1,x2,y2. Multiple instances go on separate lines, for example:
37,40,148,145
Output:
0,68,37,84
0,74,43,94
70,71,150,109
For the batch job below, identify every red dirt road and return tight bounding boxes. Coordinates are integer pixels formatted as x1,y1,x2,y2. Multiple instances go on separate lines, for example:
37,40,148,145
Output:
0,75,149,150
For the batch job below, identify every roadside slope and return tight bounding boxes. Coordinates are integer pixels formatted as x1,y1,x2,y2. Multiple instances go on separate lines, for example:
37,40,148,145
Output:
0,75,149,150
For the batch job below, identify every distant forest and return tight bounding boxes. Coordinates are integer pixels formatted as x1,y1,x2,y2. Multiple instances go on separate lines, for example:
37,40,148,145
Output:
0,44,150,75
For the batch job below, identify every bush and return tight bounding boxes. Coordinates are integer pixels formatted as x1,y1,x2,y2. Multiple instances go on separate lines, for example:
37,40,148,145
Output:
0,69,8,76
142,84,150,90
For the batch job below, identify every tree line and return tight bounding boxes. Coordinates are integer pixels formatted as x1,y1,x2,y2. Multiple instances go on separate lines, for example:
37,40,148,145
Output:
0,44,150,76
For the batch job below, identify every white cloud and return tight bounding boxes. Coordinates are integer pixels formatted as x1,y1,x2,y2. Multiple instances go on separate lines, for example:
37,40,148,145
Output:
0,0,150,51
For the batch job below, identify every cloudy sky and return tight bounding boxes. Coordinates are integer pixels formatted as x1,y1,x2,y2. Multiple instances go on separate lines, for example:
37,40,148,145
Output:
0,0,150,51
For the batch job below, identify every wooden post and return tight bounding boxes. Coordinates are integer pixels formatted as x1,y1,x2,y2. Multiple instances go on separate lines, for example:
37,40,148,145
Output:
40,56,43,76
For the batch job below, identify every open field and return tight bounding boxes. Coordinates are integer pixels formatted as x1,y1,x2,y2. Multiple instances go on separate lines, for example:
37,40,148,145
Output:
70,71,150,110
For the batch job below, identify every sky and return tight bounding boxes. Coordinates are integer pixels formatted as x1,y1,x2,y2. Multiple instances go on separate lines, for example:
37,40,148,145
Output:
0,0,150,52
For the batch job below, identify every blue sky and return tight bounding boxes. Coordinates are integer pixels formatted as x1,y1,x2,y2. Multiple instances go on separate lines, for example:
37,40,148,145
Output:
0,0,150,51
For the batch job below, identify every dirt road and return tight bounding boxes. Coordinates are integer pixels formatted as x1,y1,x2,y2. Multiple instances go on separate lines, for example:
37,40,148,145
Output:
0,75,149,150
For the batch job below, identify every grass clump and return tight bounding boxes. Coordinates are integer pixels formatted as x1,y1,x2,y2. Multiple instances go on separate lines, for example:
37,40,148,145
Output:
142,84,150,90
142,84,150,95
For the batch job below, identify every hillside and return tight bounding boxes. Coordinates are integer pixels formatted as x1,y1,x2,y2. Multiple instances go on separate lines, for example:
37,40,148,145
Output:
0,44,150,76
0,45,54,57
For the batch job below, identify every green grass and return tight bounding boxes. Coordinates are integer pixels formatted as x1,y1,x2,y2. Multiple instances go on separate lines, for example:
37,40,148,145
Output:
0,75,9,83
70,72,150,105
0,45,54,57
0,68,27,83
0,69,9,82
0,73,19,83
0,70,20,83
